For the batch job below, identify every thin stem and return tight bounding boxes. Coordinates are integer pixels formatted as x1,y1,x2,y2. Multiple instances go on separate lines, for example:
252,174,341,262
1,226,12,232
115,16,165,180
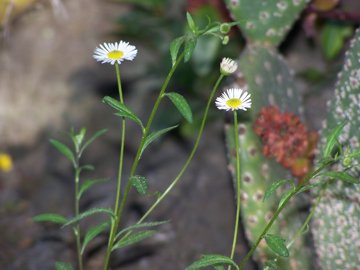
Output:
103,62,126,270
228,110,241,270
74,168,84,270
103,54,185,270
114,62,126,216
120,74,225,239
238,163,330,270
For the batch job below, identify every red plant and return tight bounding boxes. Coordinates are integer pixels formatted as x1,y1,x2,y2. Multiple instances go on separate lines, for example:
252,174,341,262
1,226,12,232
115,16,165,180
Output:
254,106,318,178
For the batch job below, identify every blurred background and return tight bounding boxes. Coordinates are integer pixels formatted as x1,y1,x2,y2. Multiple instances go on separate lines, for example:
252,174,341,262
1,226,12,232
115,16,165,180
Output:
0,0,359,269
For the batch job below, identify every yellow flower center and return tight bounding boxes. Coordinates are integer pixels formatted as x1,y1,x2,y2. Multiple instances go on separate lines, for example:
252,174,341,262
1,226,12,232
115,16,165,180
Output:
226,98,242,108
107,50,124,60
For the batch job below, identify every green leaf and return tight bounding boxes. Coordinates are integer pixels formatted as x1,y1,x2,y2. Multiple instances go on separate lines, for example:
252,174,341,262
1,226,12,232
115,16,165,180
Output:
296,183,323,194
72,128,87,151
112,230,156,251
63,208,114,227
80,129,107,154
115,220,168,240
170,36,184,66
33,213,68,225
184,37,197,62
185,254,239,270
320,23,353,60
263,179,291,202
320,171,359,184
79,164,95,172
81,221,109,254
264,234,289,257
186,12,197,33
323,122,346,158
55,261,74,270
140,125,178,157
50,139,75,165
277,188,295,210
165,92,193,123
102,96,144,129
78,178,108,200
130,175,149,195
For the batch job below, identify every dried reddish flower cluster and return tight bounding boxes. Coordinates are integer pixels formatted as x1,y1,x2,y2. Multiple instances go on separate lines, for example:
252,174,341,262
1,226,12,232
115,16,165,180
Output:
254,106,318,178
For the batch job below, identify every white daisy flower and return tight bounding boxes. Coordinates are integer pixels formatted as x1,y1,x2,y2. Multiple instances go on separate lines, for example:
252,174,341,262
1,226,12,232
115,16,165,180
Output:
215,88,252,111
93,41,137,65
220,57,238,75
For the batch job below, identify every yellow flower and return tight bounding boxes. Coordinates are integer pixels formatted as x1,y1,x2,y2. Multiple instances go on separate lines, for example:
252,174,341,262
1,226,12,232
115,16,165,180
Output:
0,153,13,172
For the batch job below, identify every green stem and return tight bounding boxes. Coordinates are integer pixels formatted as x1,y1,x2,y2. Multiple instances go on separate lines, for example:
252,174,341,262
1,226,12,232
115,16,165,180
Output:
228,110,241,270
103,54,185,270
263,182,328,270
120,74,225,240
74,167,84,270
238,163,330,270
103,62,126,270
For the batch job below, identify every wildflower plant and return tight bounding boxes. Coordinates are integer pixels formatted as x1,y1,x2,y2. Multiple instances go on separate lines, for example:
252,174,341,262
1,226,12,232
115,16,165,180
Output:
31,7,360,270
33,13,243,270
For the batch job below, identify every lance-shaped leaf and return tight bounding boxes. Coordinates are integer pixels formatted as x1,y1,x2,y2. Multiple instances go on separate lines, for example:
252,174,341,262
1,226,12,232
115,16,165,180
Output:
78,178,109,200
184,36,197,62
185,254,239,270
140,125,178,157
264,234,289,257
112,230,156,251
80,129,107,154
320,171,359,184
81,221,109,254
63,208,114,227
103,96,144,129
115,220,168,241
170,36,185,66
263,179,291,202
322,121,346,158
33,213,68,225
50,139,75,165
165,92,193,123
186,12,197,33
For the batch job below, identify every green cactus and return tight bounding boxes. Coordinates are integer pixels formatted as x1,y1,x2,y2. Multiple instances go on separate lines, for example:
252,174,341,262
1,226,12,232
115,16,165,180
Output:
224,0,309,46
310,28,360,270
225,46,312,269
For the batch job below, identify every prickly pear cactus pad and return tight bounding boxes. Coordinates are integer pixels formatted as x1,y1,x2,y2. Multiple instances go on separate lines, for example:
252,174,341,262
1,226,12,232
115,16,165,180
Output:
311,28,360,270
224,0,309,46
226,123,311,269
225,46,312,269
238,46,303,116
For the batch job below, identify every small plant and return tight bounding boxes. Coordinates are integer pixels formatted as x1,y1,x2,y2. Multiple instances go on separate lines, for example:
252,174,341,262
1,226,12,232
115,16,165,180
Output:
33,13,242,270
